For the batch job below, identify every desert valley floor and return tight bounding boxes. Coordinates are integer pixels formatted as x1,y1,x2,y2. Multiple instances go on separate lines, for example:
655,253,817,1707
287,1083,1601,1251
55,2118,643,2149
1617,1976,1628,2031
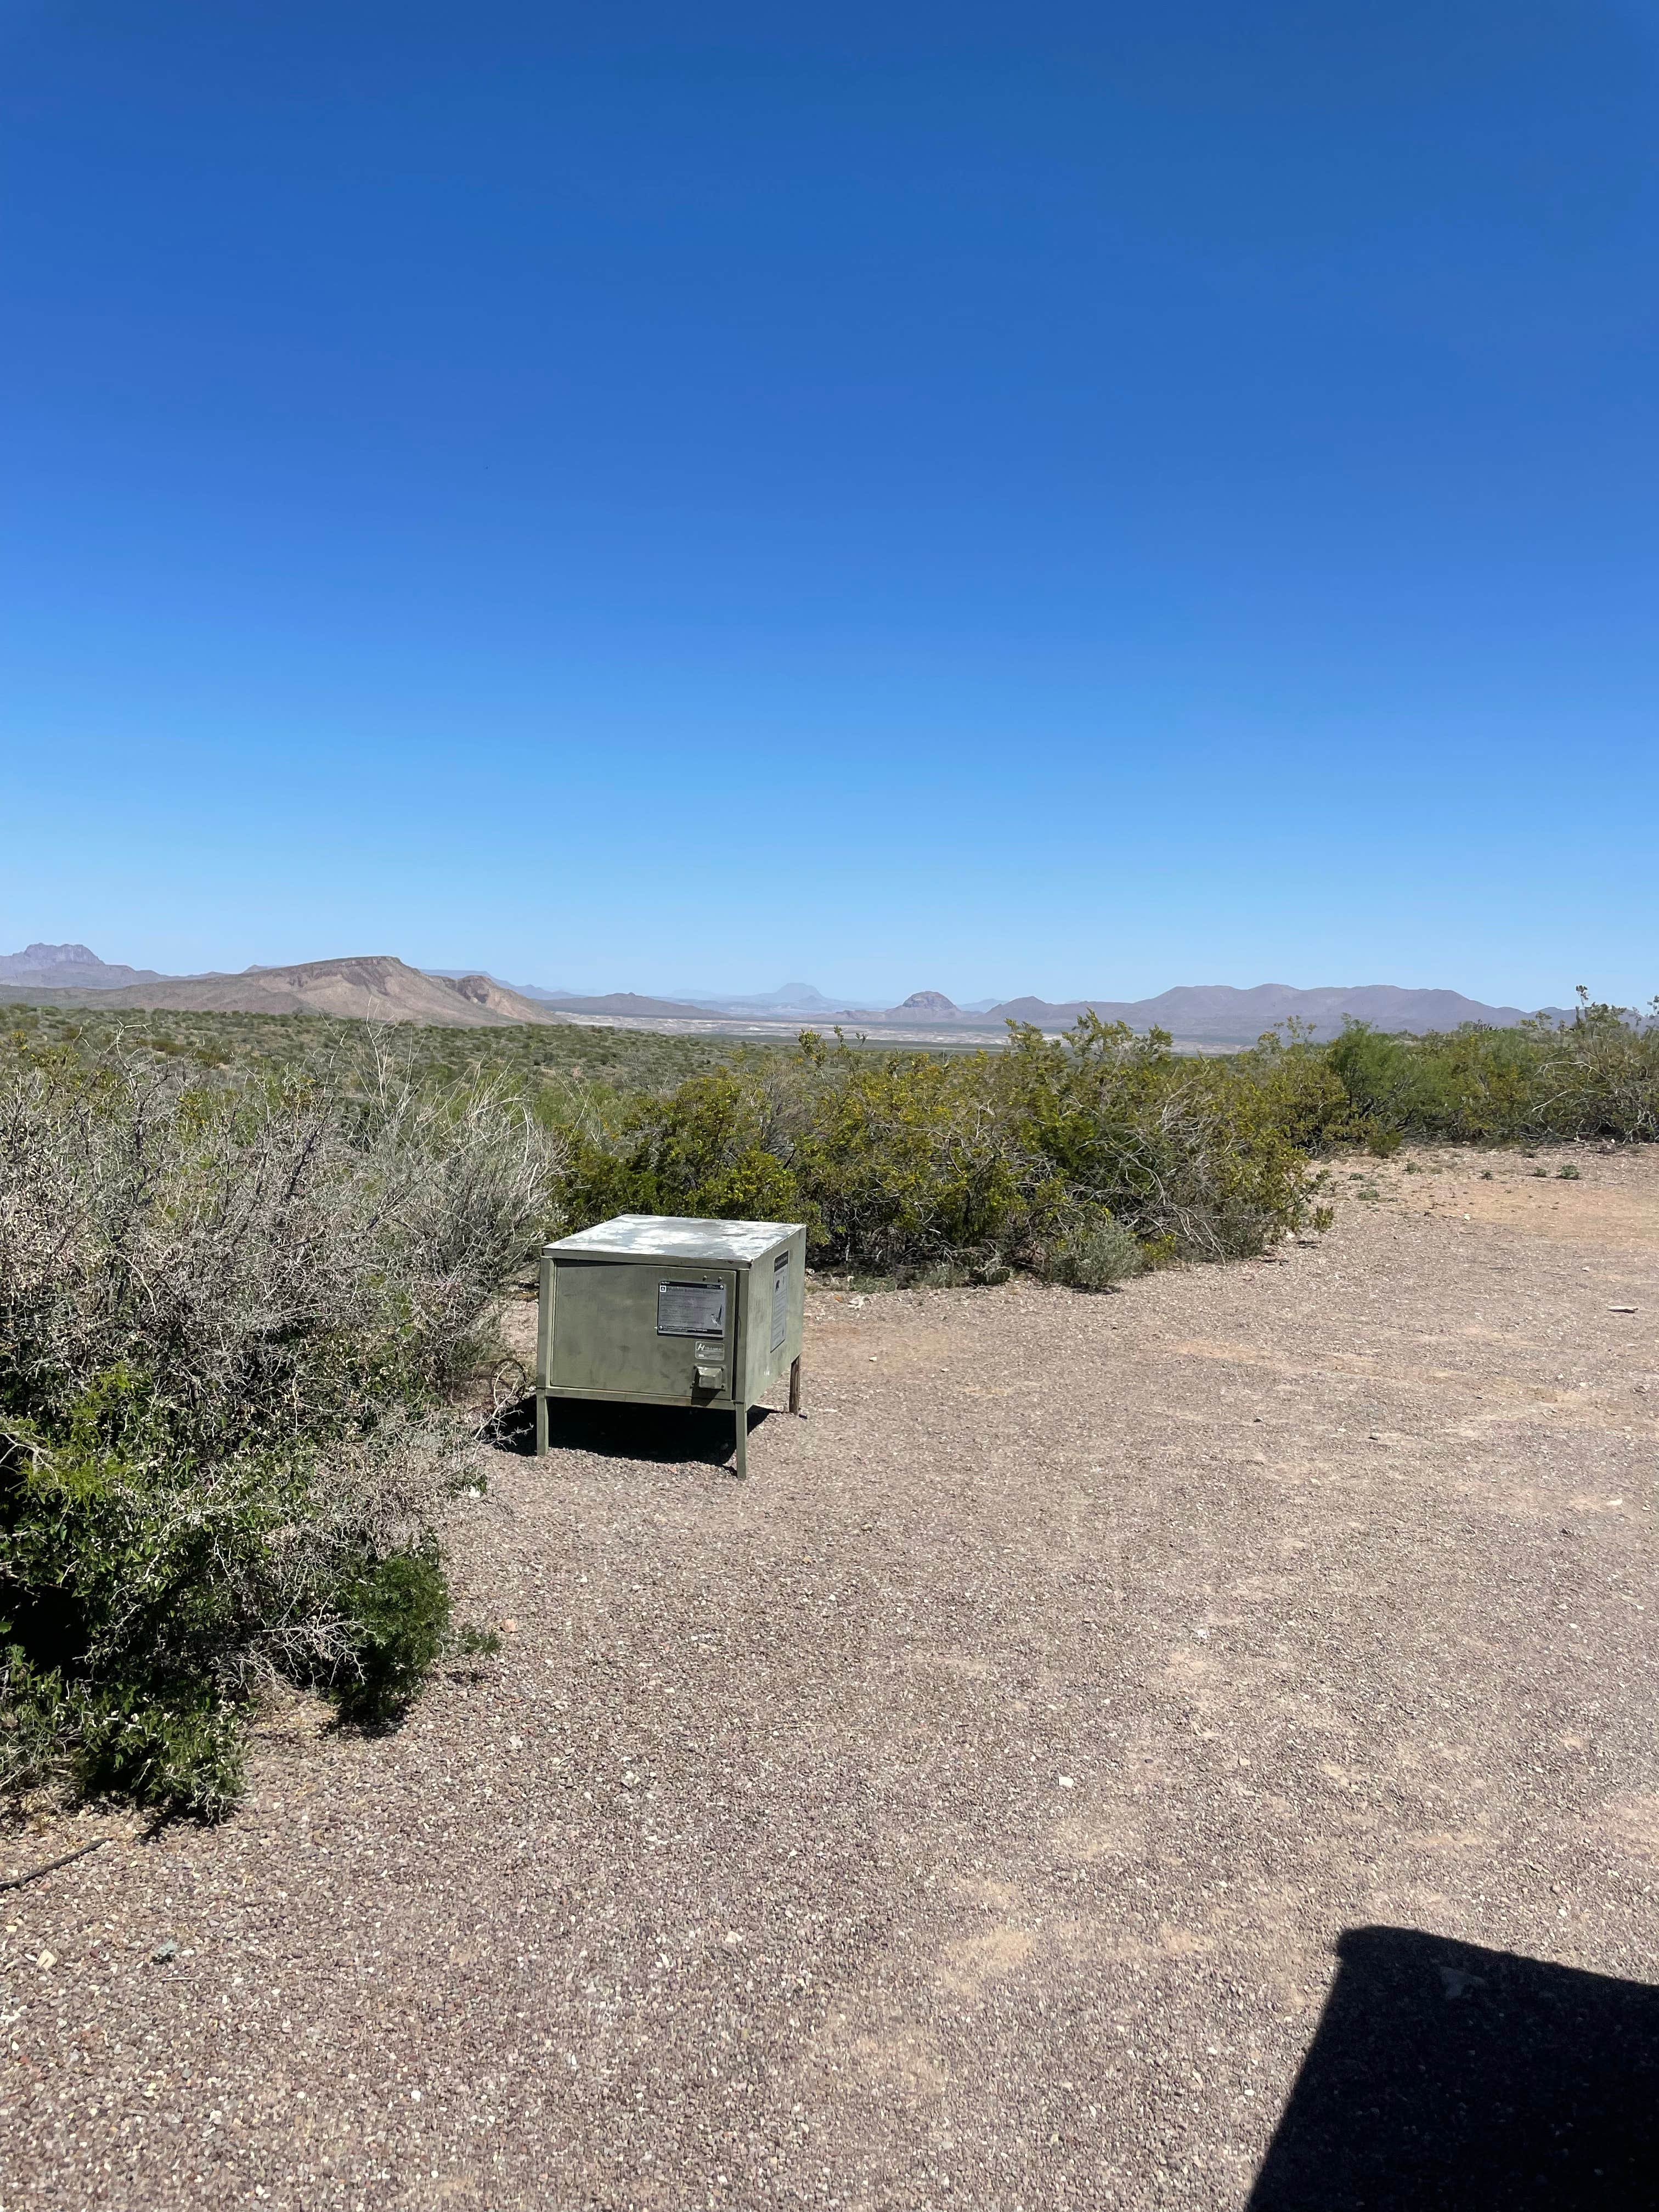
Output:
4,1147,1657,2209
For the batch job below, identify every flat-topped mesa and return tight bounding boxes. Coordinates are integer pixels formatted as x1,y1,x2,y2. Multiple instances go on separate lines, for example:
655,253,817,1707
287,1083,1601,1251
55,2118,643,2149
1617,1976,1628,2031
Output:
0,952,568,1028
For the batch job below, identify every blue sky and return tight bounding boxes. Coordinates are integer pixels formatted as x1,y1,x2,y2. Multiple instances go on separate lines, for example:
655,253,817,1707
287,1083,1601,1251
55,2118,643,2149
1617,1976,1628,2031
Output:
2,1,1655,1007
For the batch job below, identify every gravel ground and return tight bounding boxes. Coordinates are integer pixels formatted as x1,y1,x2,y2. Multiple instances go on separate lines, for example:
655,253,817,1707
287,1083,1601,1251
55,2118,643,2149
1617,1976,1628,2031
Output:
3,1145,1656,2210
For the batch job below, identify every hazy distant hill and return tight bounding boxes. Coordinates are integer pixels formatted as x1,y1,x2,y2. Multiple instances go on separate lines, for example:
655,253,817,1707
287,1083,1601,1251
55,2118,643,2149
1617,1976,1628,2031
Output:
0,941,164,989
534,990,715,1019
679,981,844,1013
424,972,716,1018
425,969,579,1003
987,983,1555,1042
0,955,568,1029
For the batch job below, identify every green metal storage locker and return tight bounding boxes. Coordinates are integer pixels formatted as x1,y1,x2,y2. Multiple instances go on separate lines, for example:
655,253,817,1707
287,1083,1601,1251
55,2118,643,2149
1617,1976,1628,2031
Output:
534,1214,806,1477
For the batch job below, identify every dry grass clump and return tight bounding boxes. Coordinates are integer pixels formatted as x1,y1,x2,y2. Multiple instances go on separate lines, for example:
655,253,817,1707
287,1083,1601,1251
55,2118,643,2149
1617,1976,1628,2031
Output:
0,1046,556,1815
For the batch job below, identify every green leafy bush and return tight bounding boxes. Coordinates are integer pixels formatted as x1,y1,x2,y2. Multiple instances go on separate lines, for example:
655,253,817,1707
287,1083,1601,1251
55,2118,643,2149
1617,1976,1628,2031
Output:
1319,997,1659,1147
545,998,1659,1285
335,1544,454,1726
0,1053,554,1815
554,1015,1326,1279
558,1065,805,1228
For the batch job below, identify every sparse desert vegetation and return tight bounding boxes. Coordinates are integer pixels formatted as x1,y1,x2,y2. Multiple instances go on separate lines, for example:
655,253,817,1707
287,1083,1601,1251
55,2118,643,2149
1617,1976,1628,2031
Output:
2,995,1655,1817
550,996,1659,1278
9,1132,1656,2207
0,997,772,1092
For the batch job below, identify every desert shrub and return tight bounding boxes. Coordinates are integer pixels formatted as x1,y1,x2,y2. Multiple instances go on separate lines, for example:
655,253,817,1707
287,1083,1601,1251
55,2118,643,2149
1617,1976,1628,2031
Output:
1235,1023,1358,1152
557,1064,806,1229
0,1049,554,1814
1528,999,1659,1139
994,1018,1319,1262
1029,1211,1147,1290
555,1017,1324,1279
335,1542,454,1726
787,1043,1028,1277
1322,998,1659,1147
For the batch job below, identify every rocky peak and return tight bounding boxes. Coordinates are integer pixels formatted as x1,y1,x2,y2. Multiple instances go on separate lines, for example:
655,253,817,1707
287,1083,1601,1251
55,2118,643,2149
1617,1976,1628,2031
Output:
12,942,102,967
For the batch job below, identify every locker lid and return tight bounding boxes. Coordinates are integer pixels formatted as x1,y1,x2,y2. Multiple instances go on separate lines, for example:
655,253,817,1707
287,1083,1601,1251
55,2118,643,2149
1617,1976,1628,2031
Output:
545,1214,804,1267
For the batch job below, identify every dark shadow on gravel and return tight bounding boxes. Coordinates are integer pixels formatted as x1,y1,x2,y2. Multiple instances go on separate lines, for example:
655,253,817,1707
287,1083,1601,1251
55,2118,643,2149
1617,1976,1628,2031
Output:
488,1392,776,1468
1249,1926,1659,2211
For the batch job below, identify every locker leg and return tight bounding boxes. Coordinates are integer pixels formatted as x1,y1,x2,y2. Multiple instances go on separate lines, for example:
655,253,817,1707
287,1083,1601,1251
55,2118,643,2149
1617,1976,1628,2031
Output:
535,1391,549,1458
734,1403,748,1480
788,1355,802,1415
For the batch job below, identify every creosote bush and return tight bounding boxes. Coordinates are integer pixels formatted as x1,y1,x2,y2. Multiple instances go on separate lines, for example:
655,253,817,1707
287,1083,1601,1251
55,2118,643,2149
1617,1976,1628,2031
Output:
0,1048,555,1816
549,998,1659,1279
557,1015,1328,1282
1317,995,1659,1148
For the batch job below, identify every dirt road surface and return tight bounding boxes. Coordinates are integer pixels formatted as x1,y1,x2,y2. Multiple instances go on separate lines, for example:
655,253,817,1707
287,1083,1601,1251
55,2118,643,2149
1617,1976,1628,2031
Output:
4,1147,1657,2209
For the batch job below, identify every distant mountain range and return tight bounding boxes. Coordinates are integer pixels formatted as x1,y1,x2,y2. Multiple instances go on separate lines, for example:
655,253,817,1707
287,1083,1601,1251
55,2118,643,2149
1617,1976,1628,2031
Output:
0,941,165,990
981,983,1563,1041
641,980,1570,1040
0,945,1580,1042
